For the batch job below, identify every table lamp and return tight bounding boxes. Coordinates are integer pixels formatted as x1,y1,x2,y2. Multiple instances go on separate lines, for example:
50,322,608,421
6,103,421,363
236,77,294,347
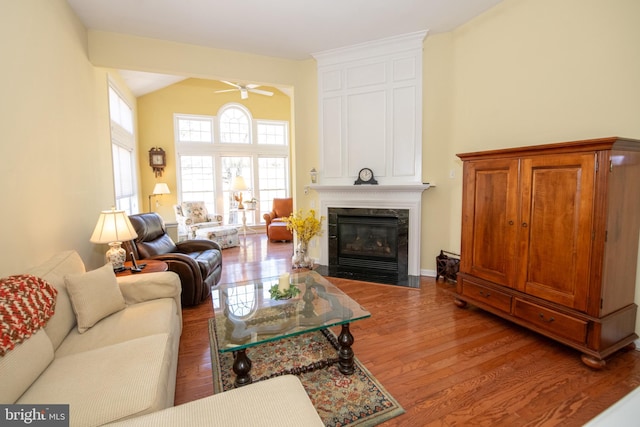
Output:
231,176,249,209
148,182,171,212
90,208,138,271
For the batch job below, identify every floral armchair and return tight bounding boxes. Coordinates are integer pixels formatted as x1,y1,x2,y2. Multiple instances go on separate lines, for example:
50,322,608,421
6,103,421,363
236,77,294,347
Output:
174,201,223,238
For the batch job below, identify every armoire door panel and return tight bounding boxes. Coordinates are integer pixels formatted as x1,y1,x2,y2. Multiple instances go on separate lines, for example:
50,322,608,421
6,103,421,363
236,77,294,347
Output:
461,159,519,287
518,154,595,311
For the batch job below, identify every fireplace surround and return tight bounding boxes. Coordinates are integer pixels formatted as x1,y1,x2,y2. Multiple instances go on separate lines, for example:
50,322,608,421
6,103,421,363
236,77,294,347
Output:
311,184,431,288
325,207,410,285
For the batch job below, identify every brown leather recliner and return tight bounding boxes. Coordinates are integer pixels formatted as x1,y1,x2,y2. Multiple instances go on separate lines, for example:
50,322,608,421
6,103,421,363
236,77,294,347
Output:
263,197,293,242
124,213,222,307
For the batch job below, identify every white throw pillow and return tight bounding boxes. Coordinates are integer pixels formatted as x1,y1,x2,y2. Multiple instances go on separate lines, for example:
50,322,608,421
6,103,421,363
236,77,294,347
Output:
65,263,126,333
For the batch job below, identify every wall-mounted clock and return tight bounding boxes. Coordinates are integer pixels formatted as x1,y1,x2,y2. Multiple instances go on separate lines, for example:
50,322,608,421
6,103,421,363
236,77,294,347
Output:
354,167,378,185
149,147,166,177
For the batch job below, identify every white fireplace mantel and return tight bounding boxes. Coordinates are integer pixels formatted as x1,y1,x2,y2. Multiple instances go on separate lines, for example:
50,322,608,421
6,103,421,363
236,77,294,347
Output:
309,183,433,276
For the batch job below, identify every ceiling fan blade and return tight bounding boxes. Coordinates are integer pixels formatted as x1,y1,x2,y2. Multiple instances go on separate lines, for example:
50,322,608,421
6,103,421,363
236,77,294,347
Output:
240,89,249,100
214,89,238,94
221,80,241,89
245,84,261,89
248,88,274,97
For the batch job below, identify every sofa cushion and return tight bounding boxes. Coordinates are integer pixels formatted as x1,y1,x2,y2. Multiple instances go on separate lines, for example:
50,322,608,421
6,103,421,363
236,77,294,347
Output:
65,263,126,333
0,329,54,403
55,298,180,357
27,250,85,349
18,333,175,426
103,375,324,427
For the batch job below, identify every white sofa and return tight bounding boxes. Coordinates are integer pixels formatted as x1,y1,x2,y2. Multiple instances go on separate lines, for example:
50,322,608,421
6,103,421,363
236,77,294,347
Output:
1,250,183,426
106,375,323,427
0,250,323,427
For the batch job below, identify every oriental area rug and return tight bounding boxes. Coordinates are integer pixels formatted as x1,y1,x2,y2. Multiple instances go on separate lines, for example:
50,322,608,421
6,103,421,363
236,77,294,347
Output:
208,319,404,426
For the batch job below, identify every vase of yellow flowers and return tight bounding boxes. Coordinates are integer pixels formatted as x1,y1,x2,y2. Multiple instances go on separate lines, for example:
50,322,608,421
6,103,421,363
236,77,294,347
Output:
285,209,325,269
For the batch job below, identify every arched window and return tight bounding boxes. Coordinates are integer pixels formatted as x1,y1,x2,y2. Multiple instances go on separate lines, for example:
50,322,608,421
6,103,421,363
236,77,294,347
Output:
219,105,251,144
174,102,289,240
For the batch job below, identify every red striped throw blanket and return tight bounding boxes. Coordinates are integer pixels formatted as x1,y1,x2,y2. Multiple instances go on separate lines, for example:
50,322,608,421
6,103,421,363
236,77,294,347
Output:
0,274,57,356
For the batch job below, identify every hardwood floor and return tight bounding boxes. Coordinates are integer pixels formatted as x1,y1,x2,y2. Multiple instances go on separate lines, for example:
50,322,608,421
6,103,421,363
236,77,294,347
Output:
174,234,640,426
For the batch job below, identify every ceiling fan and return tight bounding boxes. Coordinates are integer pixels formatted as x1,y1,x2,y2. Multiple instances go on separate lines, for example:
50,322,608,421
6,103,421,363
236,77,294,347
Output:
215,81,274,99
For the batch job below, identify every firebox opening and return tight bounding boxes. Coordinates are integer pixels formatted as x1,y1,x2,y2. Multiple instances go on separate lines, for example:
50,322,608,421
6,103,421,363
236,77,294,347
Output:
338,216,399,272
317,207,419,288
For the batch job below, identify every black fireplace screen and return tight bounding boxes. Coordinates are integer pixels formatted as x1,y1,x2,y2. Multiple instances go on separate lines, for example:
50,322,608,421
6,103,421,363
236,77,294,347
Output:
338,216,398,269
328,208,409,277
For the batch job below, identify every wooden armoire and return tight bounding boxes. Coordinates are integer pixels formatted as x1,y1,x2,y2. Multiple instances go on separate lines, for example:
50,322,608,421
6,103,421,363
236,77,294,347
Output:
455,137,640,368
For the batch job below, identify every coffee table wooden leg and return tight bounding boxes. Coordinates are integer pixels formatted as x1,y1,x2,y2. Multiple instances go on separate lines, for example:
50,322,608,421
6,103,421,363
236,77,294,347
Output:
233,349,253,387
337,323,355,375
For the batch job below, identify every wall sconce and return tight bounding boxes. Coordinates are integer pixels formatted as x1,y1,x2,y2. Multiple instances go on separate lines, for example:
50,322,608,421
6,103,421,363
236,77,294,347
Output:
310,168,318,184
148,183,170,212
90,208,138,271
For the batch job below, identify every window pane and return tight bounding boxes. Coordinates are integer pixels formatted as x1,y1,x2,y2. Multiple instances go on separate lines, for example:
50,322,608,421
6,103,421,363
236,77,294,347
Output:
221,156,253,225
108,87,133,133
257,122,287,145
112,144,138,215
109,84,137,215
219,107,250,144
258,157,288,222
180,155,215,212
177,117,213,143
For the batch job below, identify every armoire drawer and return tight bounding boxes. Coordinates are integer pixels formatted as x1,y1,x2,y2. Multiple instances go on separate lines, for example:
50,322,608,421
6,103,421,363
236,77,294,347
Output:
513,298,587,344
461,280,512,313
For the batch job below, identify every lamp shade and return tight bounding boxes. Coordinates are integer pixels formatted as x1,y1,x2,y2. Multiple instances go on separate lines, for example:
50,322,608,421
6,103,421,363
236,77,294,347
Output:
90,208,138,244
231,176,249,191
152,183,170,195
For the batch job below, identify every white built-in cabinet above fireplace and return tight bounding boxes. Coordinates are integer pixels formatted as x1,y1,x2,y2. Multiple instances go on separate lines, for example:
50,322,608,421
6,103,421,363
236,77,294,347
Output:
312,30,428,186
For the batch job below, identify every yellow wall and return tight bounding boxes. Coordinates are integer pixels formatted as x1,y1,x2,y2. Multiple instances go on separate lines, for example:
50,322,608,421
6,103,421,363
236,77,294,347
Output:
421,0,640,265
88,30,319,232
421,0,640,330
2,0,639,312
0,0,137,274
136,78,292,220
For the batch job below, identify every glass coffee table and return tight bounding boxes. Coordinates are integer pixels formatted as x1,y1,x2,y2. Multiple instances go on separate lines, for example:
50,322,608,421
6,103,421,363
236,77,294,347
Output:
210,270,371,387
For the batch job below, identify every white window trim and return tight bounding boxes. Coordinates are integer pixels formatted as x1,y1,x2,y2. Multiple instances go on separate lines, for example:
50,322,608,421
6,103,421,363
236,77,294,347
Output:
108,79,139,214
217,103,253,145
174,113,215,144
256,119,290,146
174,108,290,226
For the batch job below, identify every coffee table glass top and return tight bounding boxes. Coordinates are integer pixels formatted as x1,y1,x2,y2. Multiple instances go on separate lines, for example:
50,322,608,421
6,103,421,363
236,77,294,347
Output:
211,270,370,353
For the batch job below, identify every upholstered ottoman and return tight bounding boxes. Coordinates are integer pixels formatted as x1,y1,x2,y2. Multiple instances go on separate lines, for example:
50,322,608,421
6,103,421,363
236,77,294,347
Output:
195,226,240,249
268,222,293,242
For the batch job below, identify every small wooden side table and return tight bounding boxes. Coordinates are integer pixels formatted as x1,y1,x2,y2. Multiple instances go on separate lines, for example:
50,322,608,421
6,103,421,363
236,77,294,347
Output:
115,260,168,277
